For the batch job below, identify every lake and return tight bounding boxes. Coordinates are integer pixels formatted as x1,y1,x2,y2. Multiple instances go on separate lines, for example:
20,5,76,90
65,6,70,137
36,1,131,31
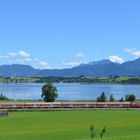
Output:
0,83,140,100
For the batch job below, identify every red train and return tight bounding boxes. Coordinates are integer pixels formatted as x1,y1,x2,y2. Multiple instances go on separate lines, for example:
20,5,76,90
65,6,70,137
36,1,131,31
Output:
0,102,139,110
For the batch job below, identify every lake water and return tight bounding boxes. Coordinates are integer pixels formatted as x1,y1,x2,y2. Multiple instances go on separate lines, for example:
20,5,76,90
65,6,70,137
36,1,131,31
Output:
0,83,140,100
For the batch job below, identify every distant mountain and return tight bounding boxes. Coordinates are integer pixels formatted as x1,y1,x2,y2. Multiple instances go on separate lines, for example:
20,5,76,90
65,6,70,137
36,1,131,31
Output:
0,64,39,77
121,57,140,76
1,58,140,77
88,59,113,65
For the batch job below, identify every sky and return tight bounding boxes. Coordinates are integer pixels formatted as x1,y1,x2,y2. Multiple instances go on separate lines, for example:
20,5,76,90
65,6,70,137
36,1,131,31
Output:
0,0,140,69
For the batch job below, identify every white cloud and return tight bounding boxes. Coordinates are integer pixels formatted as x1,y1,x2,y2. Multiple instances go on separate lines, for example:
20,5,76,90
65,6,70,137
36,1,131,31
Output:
108,55,124,64
13,59,26,64
75,52,86,58
62,61,82,67
18,51,31,57
24,58,32,62
125,48,140,57
0,55,9,59
39,61,50,69
5,51,32,65
8,52,18,57
34,59,51,69
0,50,51,69
8,50,31,58
10,58,32,64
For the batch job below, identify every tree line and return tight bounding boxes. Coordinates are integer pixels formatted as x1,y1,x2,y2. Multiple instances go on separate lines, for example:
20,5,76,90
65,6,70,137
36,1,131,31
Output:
5,76,140,84
97,92,136,102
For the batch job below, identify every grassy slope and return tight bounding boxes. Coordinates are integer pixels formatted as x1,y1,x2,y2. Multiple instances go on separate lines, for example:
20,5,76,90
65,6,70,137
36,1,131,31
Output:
0,110,140,140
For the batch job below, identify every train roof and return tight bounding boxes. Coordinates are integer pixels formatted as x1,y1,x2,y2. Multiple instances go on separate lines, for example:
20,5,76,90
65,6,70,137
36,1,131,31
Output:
0,102,131,104
96,102,130,104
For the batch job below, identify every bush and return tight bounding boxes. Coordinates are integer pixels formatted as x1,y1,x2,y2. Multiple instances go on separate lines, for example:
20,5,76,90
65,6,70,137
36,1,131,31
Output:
0,93,9,100
89,125,96,139
109,94,115,102
97,92,107,102
125,94,136,102
120,97,124,102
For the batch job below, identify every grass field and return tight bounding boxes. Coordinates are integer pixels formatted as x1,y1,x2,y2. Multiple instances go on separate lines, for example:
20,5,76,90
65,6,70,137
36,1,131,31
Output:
0,110,140,140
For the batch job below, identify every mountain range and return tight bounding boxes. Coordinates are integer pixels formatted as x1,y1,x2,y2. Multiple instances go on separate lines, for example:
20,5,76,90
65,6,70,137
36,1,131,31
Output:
1,58,140,77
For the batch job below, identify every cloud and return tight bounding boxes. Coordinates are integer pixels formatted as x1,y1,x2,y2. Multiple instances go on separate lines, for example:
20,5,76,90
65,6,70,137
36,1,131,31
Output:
10,58,33,64
75,52,86,58
62,61,82,67
14,59,26,64
0,55,9,59
9,57,50,69
0,50,51,69
39,61,50,69
18,51,31,57
24,58,32,62
7,52,18,57
108,55,124,64
6,50,32,65
8,50,31,58
34,58,50,69
125,48,140,57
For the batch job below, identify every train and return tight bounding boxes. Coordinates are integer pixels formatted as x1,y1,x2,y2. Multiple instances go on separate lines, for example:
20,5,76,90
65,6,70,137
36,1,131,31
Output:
0,102,140,110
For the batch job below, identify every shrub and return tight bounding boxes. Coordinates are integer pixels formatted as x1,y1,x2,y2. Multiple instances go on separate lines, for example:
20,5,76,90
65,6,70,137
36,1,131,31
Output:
97,92,107,102
0,93,9,100
125,94,136,102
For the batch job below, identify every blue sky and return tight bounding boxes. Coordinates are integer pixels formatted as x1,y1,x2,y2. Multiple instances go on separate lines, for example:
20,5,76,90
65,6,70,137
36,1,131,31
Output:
0,0,140,69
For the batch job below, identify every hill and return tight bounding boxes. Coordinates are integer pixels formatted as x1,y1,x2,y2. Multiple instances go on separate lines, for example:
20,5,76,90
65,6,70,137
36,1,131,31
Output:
0,58,140,77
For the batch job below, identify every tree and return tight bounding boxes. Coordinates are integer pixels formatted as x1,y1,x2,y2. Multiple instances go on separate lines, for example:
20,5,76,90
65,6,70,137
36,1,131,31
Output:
97,97,100,102
97,92,107,102
41,83,58,102
125,94,136,102
109,94,115,102
120,97,124,102
0,93,8,100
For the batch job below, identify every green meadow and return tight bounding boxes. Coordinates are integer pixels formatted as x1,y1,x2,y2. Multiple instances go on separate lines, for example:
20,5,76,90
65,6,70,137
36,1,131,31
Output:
0,110,140,140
